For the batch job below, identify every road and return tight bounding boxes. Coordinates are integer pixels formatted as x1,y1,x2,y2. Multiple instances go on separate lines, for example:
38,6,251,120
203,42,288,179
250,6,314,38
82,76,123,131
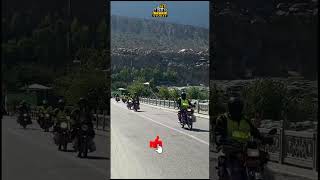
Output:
2,115,109,180
111,100,210,179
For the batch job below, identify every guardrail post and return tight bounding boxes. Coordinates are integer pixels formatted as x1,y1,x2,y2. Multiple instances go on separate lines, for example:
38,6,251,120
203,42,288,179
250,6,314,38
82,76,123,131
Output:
103,110,106,131
313,132,317,171
156,99,158,106
148,98,150,104
95,110,99,130
197,99,200,114
279,120,285,164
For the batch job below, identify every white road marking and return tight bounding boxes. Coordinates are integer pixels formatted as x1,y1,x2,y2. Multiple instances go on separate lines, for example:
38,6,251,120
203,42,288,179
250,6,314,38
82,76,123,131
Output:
112,102,209,146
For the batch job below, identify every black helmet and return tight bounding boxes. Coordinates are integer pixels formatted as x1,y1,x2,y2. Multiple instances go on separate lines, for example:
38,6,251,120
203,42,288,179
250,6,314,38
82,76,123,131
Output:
181,92,187,99
227,97,244,120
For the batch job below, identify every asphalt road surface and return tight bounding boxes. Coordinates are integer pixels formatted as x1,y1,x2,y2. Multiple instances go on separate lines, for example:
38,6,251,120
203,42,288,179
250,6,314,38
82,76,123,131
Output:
2,115,109,180
111,100,210,179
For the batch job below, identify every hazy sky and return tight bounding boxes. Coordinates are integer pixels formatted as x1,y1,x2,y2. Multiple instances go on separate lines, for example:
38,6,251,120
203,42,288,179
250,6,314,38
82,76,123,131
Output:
111,1,209,29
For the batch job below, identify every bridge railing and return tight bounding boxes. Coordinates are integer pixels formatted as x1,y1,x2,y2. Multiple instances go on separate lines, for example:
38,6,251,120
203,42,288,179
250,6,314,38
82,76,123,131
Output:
258,122,318,171
140,97,209,115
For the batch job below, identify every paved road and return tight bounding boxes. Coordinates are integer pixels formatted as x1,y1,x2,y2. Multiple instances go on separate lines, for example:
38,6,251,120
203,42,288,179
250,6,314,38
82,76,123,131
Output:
2,116,109,180
111,100,210,179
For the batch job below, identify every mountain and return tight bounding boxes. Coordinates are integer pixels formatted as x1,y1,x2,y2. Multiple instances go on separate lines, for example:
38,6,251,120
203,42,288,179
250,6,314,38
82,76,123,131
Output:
111,15,209,86
111,15,209,51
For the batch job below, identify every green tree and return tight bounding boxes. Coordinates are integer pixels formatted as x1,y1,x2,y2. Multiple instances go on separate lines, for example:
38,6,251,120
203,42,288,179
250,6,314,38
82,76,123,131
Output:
241,79,288,120
158,87,170,99
169,88,180,100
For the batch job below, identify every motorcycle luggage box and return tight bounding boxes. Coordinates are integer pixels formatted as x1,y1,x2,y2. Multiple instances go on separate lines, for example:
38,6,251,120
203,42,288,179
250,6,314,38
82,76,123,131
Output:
192,115,196,122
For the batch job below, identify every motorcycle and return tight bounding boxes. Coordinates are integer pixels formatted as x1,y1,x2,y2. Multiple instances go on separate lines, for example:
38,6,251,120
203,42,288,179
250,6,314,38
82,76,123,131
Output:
127,100,133,110
215,128,277,180
55,116,71,151
179,105,196,130
18,113,32,129
37,113,44,128
122,98,127,103
133,100,140,112
42,113,53,132
76,122,96,158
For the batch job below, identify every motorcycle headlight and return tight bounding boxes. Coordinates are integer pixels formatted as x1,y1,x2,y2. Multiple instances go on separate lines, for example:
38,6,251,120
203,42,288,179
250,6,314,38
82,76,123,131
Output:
81,124,89,131
60,122,68,129
247,148,260,157
23,114,27,117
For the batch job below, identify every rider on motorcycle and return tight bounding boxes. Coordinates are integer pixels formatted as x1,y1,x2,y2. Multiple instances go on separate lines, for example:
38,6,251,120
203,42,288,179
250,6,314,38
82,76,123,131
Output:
18,100,30,114
17,100,31,124
214,97,262,179
53,99,71,132
38,100,53,127
177,92,193,122
71,97,96,154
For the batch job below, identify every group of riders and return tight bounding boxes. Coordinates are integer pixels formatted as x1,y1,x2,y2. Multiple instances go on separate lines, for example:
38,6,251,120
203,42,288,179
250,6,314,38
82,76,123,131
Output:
115,91,276,179
16,97,96,158
16,90,276,178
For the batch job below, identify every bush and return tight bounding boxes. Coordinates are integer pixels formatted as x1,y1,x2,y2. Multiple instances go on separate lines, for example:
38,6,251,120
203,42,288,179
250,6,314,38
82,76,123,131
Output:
158,87,170,99
169,88,180,100
210,83,227,118
127,80,149,97
241,79,288,120
286,95,316,123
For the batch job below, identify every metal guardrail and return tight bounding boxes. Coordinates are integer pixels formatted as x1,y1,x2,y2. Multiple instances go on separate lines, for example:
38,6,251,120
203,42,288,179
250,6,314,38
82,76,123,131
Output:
258,125,318,171
140,97,209,115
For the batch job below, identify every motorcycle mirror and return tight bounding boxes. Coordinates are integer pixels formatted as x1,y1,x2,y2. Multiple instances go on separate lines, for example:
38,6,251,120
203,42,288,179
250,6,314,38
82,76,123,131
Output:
268,128,277,135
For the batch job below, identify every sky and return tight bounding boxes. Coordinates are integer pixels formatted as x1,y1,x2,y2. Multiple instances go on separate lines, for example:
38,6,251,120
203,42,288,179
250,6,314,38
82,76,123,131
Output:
111,1,209,29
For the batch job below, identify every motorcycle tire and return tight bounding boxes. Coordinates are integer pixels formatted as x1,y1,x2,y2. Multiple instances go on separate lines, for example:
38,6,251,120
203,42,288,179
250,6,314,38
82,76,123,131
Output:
83,144,88,158
63,143,67,151
188,123,193,130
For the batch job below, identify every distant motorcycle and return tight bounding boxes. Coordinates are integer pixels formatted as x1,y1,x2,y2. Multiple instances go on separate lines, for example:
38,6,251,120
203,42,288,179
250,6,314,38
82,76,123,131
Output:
127,100,133,110
133,100,140,112
215,128,277,180
18,113,32,129
37,113,44,128
122,98,127,103
42,113,53,132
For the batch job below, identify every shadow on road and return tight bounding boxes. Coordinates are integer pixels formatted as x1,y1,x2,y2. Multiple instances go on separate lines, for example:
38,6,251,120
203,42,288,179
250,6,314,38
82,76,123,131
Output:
86,156,109,160
186,128,210,132
65,149,77,152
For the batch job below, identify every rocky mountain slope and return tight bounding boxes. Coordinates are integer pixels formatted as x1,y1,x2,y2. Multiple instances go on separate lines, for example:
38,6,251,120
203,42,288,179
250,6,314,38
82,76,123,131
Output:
111,15,209,51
